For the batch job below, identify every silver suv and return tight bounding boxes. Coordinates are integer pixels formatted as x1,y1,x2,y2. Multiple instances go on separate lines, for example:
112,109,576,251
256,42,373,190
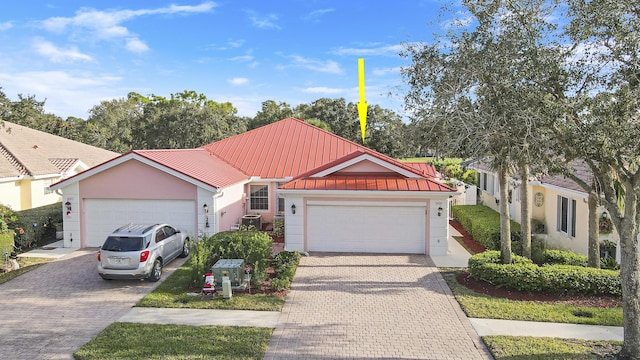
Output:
97,223,190,282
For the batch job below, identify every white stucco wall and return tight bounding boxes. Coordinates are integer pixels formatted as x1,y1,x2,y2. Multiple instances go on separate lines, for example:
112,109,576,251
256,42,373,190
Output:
283,196,305,252
60,183,80,248
429,198,450,256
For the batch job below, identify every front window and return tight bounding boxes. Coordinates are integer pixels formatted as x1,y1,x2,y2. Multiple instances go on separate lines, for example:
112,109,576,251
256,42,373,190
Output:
557,195,576,237
250,184,269,211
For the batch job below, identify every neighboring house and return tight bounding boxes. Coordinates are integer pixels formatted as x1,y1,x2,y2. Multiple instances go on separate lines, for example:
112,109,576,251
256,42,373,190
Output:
51,118,457,255
469,160,620,261
0,122,118,211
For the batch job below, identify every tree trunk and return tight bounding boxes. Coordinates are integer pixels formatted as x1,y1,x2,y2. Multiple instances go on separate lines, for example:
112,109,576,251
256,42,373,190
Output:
616,190,640,359
588,191,600,268
499,165,512,264
519,164,531,259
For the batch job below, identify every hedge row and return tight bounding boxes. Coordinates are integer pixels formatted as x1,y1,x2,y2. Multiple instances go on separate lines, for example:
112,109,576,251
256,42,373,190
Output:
451,205,521,250
468,251,621,297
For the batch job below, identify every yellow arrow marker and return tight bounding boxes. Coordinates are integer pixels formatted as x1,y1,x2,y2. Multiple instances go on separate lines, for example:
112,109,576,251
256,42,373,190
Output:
357,58,368,143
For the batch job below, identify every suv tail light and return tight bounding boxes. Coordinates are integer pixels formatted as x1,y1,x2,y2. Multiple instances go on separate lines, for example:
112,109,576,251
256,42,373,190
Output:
140,250,150,263
97,251,101,262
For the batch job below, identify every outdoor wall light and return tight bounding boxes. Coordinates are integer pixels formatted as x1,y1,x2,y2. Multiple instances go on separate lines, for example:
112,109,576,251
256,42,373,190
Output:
203,203,210,228
65,201,72,216
602,211,608,220
437,206,444,217
291,204,296,214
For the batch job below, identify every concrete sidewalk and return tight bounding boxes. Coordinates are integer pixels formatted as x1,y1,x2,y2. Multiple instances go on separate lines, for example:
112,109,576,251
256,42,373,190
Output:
119,307,280,328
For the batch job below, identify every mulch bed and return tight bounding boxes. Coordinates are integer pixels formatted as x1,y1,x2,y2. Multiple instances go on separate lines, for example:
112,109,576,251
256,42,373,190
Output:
449,220,622,308
449,220,486,253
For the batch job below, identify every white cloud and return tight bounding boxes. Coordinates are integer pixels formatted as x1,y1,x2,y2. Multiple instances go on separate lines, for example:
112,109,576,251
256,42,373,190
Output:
0,21,13,31
248,11,280,29
0,70,123,118
302,87,344,94
32,38,93,62
125,37,149,53
330,44,403,57
303,9,335,22
228,77,249,85
288,55,343,74
39,2,216,52
228,39,245,48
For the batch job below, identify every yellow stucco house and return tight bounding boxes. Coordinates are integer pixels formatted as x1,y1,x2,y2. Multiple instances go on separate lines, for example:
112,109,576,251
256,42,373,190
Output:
0,122,118,211
469,159,620,262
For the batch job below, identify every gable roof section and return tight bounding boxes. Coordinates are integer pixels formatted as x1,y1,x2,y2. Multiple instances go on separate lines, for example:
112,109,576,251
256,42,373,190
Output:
0,122,117,178
201,118,429,179
133,149,248,188
281,151,454,192
51,149,249,191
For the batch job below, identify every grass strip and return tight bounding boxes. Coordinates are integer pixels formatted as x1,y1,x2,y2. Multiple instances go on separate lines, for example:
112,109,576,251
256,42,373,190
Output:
138,257,285,311
74,323,272,360
441,269,622,326
483,336,622,359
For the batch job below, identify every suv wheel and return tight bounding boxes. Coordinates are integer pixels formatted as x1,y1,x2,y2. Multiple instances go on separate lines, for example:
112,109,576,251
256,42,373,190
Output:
147,259,162,282
179,240,190,258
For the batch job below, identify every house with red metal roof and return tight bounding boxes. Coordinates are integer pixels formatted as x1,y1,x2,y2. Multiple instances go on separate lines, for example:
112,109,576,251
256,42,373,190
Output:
52,118,456,255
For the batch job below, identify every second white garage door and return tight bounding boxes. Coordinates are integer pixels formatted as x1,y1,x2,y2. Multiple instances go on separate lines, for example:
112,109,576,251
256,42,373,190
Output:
306,201,426,254
83,199,196,247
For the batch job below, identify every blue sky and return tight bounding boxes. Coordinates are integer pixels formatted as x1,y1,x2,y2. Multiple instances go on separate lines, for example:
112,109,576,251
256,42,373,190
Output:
0,1,451,120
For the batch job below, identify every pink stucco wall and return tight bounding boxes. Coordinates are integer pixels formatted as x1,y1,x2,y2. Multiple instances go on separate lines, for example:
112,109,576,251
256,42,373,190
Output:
335,160,395,174
80,159,196,199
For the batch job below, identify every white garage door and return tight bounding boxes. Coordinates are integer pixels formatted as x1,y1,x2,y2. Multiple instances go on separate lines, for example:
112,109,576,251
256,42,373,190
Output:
307,202,426,254
84,199,196,247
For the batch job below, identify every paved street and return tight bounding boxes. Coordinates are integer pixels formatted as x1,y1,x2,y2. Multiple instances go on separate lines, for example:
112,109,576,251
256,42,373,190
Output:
264,253,492,360
0,249,185,360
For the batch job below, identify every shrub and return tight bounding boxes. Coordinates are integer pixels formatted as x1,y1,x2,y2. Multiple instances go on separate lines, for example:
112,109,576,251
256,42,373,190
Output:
189,230,272,287
273,218,284,238
452,205,521,250
270,278,291,291
541,249,588,267
12,202,63,247
272,250,300,280
468,250,621,296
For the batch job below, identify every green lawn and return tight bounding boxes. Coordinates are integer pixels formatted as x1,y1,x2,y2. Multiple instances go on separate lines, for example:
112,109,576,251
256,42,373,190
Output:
440,269,623,326
440,268,623,358
137,257,285,311
484,336,622,359
74,323,272,360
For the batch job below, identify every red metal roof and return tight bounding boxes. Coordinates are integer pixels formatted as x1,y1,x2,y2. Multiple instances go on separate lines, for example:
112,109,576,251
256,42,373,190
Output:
280,175,452,191
201,118,428,180
133,149,248,188
403,162,438,178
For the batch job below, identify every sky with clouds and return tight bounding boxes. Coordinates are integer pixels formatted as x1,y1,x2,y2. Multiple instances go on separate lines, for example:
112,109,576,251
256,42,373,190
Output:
0,1,452,120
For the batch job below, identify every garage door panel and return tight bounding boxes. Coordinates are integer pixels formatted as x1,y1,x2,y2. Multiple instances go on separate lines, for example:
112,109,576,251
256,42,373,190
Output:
307,204,426,254
84,199,195,247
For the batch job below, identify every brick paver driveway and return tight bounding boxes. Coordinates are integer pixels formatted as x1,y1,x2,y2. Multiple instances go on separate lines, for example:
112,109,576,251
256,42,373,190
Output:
0,249,185,360
265,254,492,360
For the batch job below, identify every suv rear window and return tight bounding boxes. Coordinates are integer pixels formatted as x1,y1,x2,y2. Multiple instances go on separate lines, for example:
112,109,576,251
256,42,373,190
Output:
102,236,147,252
